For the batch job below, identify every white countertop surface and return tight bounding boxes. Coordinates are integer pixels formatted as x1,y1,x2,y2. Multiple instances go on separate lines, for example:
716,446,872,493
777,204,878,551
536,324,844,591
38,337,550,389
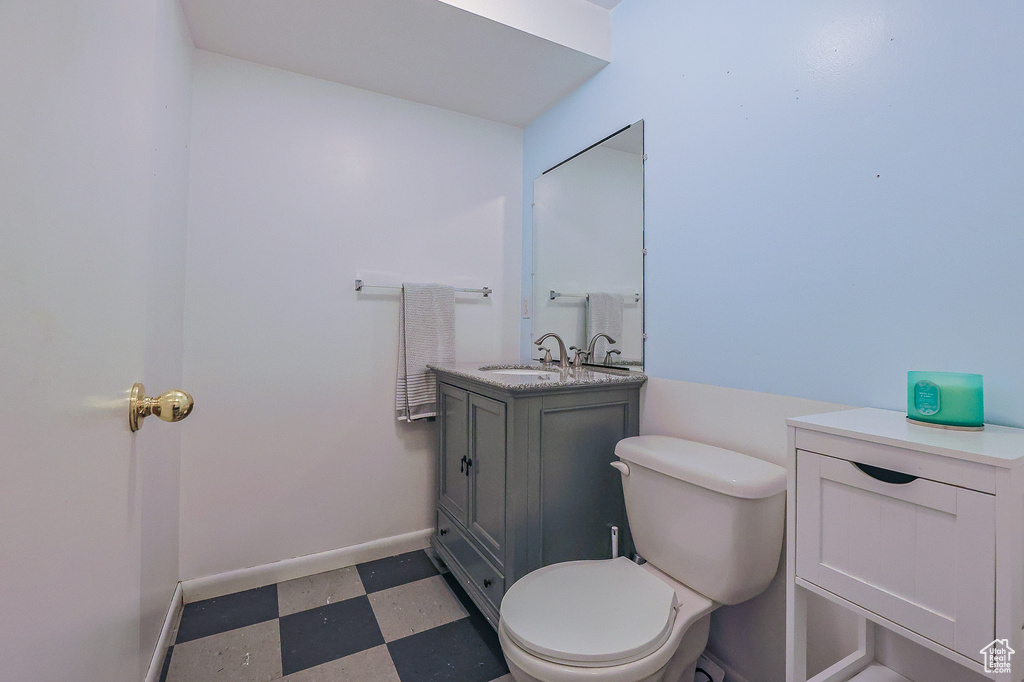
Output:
788,407,1024,468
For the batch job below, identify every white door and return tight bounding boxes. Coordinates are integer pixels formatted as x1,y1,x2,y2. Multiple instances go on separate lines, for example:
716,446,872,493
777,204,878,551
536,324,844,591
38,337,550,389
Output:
0,1,191,679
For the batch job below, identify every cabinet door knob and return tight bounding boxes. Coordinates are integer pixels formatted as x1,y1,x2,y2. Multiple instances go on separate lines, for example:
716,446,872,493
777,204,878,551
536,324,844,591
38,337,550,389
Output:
465,458,473,476
483,578,492,588
460,456,466,473
439,528,449,536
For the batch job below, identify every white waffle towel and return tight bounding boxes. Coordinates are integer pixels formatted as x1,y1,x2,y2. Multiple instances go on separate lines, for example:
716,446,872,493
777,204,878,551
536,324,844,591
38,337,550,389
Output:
396,283,455,421
586,292,623,361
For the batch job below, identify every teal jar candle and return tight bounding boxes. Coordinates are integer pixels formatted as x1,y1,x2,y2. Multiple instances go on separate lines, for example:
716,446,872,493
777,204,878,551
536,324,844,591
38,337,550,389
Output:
907,371,984,429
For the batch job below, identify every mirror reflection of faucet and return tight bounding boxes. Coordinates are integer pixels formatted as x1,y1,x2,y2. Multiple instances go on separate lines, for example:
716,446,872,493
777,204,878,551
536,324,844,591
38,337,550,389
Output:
586,333,616,364
589,331,610,358
604,349,622,365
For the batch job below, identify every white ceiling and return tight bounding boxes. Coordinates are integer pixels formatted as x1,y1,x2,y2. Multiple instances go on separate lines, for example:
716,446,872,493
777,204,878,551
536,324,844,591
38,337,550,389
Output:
180,0,613,127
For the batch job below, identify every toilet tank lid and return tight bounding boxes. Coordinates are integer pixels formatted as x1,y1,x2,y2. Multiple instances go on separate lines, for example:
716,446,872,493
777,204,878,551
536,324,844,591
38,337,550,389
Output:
615,435,786,499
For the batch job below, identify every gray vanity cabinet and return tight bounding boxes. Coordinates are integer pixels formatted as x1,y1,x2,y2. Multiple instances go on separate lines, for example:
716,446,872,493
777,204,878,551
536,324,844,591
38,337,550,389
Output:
438,384,506,569
431,369,643,628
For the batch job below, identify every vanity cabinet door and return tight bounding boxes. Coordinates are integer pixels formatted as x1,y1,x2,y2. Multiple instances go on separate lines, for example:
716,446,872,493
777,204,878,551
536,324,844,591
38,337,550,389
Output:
438,384,470,527
467,393,507,569
532,390,633,568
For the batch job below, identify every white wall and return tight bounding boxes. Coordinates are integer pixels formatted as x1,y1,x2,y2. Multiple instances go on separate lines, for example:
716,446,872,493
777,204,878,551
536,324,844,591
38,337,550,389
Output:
180,51,523,580
875,629,990,682
523,0,1024,428
139,0,193,667
0,0,192,679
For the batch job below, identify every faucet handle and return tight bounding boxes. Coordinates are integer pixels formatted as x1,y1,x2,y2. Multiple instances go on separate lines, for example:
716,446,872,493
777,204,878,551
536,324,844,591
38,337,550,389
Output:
569,346,589,367
603,349,622,365
537,346,553,364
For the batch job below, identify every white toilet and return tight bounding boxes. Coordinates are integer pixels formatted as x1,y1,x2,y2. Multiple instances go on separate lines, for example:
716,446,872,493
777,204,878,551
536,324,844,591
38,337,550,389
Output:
498,435,787,682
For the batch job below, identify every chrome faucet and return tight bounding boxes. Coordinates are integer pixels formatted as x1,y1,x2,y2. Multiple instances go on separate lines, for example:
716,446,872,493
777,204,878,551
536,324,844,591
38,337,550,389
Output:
535,333,569,368
587,333,617,362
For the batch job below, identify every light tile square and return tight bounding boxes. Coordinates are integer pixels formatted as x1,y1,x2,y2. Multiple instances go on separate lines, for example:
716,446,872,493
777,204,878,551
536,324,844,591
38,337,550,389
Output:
278,565,366,617
165,619,281,682
282,644,401,682
368,574,469,642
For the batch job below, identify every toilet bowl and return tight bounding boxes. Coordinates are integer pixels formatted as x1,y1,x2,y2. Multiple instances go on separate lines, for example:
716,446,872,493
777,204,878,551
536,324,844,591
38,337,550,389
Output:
499,559,713,682
498,435,787,682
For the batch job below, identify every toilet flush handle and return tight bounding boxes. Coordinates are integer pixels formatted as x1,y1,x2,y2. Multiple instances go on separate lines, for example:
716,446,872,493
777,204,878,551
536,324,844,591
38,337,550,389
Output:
610,461,630,476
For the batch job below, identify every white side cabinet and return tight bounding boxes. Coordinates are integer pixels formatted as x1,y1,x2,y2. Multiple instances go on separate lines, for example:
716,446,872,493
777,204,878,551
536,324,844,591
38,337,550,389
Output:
786,408,1024,682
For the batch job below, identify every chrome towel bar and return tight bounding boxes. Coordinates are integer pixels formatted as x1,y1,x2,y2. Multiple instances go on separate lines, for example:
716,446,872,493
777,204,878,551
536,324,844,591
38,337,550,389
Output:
549,290,640,302
355,279,492,297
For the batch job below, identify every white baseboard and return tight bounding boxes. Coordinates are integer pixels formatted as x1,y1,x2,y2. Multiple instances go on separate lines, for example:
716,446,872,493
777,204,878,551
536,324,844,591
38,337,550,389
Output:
181,528,434,603
701,649,754,682
144,582,182,682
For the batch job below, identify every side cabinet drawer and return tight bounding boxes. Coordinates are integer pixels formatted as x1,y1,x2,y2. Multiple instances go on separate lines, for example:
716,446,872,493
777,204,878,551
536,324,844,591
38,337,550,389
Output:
437,510,505,609
796,449,995,663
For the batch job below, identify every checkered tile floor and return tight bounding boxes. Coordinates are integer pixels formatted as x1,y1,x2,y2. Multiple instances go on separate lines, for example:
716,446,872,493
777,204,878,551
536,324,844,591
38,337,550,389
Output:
158,550,511,682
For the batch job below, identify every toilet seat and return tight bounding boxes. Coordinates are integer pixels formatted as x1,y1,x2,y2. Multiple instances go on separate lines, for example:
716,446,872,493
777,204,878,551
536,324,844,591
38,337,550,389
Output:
500,558,678,667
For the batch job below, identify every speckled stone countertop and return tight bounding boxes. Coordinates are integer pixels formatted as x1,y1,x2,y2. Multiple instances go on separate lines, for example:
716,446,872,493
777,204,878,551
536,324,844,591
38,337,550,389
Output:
428,362,647,393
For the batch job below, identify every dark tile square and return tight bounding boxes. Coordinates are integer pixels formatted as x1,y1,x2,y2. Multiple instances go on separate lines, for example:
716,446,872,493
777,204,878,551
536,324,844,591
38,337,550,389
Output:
175,584,278,643
440,571,479,616
388,616,507,682
357,550,439,593
279,595,385,676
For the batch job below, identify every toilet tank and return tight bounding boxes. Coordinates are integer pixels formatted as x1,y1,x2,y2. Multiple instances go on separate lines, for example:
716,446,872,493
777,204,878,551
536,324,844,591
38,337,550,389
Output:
614,436,786,605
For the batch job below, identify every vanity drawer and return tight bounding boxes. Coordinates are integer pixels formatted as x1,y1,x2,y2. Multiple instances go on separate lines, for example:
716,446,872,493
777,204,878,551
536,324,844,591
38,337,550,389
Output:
436,510,505,609
795,449,995,663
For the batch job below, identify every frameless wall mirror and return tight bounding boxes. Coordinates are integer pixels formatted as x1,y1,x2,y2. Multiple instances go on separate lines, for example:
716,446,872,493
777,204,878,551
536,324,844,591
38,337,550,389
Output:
532,120,644,370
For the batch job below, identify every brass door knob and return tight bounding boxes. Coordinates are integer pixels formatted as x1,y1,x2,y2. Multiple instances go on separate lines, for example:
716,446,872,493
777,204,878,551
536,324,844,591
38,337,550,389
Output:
130,383,194,432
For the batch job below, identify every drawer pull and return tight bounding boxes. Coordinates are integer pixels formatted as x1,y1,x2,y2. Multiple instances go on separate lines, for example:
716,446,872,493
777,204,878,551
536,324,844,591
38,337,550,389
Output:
853,462,918,485
483,578,492,588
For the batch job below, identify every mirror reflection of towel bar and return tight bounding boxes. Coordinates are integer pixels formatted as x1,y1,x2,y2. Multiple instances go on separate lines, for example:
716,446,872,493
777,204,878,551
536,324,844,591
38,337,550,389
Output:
549,290,640,302
355,279,492,297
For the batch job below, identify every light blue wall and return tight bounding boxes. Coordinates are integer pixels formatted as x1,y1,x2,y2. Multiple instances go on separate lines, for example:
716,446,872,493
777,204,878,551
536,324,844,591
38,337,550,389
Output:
523,0,1024,427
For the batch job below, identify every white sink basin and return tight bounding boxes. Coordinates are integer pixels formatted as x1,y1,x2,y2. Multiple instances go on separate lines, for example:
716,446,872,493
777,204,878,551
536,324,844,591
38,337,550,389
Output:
481,368,560,379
